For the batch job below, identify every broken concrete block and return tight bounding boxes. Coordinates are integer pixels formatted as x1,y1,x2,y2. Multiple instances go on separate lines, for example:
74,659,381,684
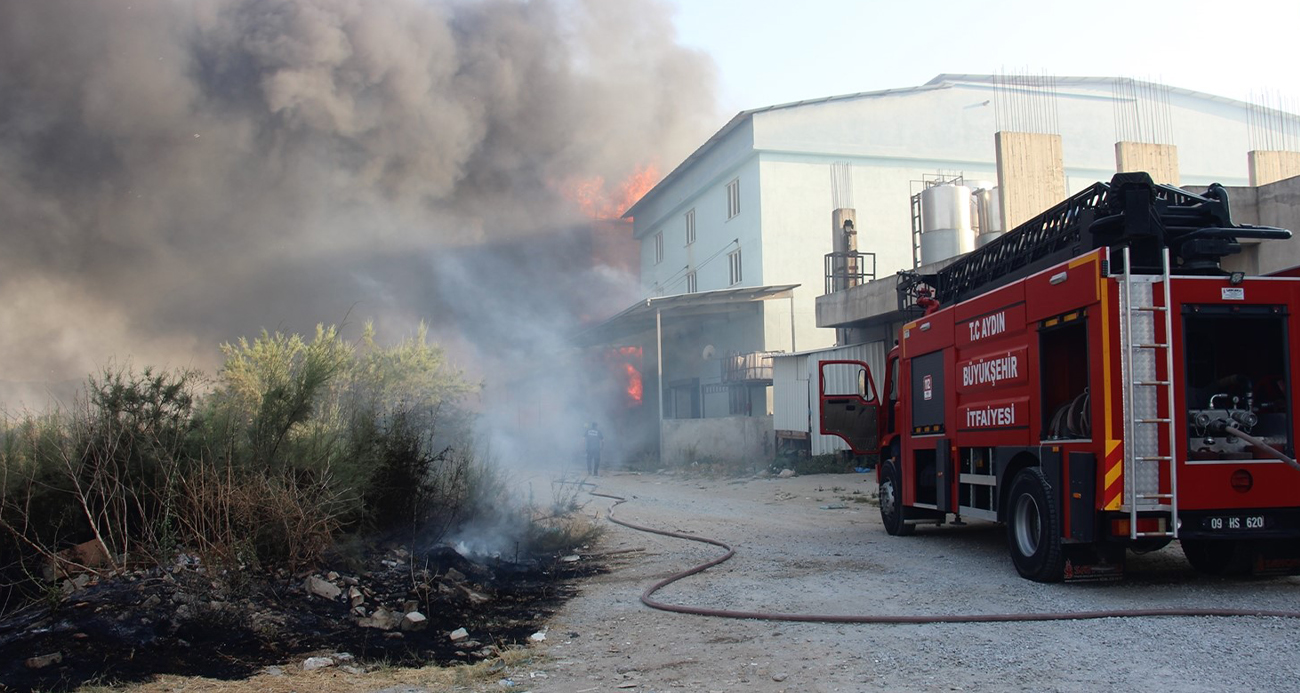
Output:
25,652,63,669
302,656,334,671
400,611,428,632
460,585,491,605
305,576,342,601
449,627,469,641
358,607,399,631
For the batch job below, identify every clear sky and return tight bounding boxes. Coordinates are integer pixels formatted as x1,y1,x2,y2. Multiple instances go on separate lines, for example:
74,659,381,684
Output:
670,0,1300,116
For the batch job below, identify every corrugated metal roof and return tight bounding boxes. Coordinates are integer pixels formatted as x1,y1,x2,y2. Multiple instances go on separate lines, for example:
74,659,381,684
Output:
573,284,799,348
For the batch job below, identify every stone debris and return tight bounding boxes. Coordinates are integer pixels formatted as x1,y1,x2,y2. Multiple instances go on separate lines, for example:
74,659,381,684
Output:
771,672,789,682
461,585,491,605
302,656,335,671
400,611,429,632
358,606,400,631
778,469,796,478
2,541,592,691
25,652,63,670
560,554,580,562
305,575,342,601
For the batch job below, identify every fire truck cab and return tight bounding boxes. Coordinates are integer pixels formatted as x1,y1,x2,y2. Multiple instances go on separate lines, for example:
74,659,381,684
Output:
822,173,1300,581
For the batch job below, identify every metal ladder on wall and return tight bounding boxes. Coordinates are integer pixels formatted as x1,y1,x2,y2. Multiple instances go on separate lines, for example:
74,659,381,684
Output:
1119,246,1179,539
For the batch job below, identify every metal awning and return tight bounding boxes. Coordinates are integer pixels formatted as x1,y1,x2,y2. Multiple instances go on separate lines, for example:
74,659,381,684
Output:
573,284,799,347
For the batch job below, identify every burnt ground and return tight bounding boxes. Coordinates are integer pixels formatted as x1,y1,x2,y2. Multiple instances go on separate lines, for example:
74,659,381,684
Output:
0,545,604,693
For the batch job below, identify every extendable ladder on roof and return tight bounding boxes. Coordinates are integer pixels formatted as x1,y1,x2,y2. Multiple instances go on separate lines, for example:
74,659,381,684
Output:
1119,246,1179,539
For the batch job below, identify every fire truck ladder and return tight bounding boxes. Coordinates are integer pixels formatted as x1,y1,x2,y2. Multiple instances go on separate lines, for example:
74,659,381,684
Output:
1119,246,1178,539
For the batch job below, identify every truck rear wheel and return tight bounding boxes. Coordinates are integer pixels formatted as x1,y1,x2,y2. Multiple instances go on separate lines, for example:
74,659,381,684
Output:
1006,467,1064,582
1181,539,1251,575
880,459,913,536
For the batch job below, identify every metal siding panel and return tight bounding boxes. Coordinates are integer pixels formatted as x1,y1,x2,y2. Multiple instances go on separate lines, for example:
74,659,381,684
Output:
773,355,809,433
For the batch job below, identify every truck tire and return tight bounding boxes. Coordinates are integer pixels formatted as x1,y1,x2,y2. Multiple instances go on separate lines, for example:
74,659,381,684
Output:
1006,467,1065,582
1181,539,1251,575
880,459,914,537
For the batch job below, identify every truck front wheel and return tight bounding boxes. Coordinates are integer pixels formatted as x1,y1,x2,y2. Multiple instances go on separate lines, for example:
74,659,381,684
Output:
880,459,914,536
1006,467,1064,582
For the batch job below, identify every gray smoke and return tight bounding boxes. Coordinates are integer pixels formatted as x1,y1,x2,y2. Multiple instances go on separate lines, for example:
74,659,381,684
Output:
0,0,716,408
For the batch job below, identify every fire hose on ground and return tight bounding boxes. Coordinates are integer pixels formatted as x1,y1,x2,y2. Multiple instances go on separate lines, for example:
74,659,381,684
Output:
586,486,1300,624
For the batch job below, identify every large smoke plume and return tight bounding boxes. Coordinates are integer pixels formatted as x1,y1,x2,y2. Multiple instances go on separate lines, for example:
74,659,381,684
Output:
0,0,716,418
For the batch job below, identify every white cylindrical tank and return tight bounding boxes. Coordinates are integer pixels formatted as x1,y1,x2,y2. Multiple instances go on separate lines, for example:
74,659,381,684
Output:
919,184,974,264
973,186,1005,248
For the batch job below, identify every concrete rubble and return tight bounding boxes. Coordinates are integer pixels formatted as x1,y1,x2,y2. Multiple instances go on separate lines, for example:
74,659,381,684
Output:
305,575,343,601
25,652,63,670
1,541,596,690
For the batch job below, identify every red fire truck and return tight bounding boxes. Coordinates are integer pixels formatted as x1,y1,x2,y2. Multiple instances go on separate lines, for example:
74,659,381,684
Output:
821,173,1300,581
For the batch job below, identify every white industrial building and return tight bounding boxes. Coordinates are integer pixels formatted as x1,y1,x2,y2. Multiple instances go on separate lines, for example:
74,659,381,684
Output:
587,74,1300,463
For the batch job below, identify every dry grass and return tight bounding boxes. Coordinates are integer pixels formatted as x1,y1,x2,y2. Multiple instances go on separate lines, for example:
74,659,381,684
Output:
75,646,544,693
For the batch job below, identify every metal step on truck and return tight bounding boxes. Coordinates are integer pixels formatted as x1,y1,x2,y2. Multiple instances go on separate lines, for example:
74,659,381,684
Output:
820,172,1300,582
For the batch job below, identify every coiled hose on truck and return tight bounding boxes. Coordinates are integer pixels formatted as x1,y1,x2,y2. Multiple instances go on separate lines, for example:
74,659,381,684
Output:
587,484,1300,624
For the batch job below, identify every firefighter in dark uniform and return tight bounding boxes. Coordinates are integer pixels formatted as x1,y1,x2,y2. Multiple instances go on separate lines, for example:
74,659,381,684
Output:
585,422,604,476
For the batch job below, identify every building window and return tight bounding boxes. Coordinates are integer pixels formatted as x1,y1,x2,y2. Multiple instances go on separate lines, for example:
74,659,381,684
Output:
726,179,740,219
685,208,696,245
728,248,742,285
686,270,697,294
654,231,663,264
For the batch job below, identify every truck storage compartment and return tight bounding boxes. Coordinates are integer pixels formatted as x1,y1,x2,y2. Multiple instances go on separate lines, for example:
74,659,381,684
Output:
1183,305,1291,460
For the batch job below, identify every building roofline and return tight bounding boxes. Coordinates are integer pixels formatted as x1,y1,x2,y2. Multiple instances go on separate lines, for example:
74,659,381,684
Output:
621,82,953,221
925,73,1266,111
573,284,800,348
625,74,1292,225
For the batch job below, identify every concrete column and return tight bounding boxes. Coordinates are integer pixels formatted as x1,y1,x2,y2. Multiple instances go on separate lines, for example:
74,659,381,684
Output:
995,131,1066,231
1248,150,1300,187
1115,142,1180,186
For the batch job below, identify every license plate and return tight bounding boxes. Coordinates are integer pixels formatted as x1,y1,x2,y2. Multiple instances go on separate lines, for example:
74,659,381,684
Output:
1202,515,1267,531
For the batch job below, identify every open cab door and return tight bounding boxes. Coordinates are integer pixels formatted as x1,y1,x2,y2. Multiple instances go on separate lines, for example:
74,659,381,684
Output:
819,360,880,454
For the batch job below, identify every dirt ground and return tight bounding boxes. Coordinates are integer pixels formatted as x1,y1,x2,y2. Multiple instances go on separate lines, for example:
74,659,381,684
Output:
38,469,1300,693
521,470,1300,693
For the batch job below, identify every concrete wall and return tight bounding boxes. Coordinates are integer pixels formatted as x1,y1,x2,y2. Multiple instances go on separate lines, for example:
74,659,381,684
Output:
1116,142,1179,185
1256,176,1300,273
662,415,774,466
1249,151,1300,187
996,131,1066,230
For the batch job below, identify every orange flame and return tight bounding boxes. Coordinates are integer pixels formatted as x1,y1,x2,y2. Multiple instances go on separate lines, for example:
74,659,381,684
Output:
560,163,661,221
615,346,643,405
624,363,643,403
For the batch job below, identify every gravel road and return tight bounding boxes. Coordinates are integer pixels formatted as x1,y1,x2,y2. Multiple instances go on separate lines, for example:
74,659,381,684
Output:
523,471,1300,693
